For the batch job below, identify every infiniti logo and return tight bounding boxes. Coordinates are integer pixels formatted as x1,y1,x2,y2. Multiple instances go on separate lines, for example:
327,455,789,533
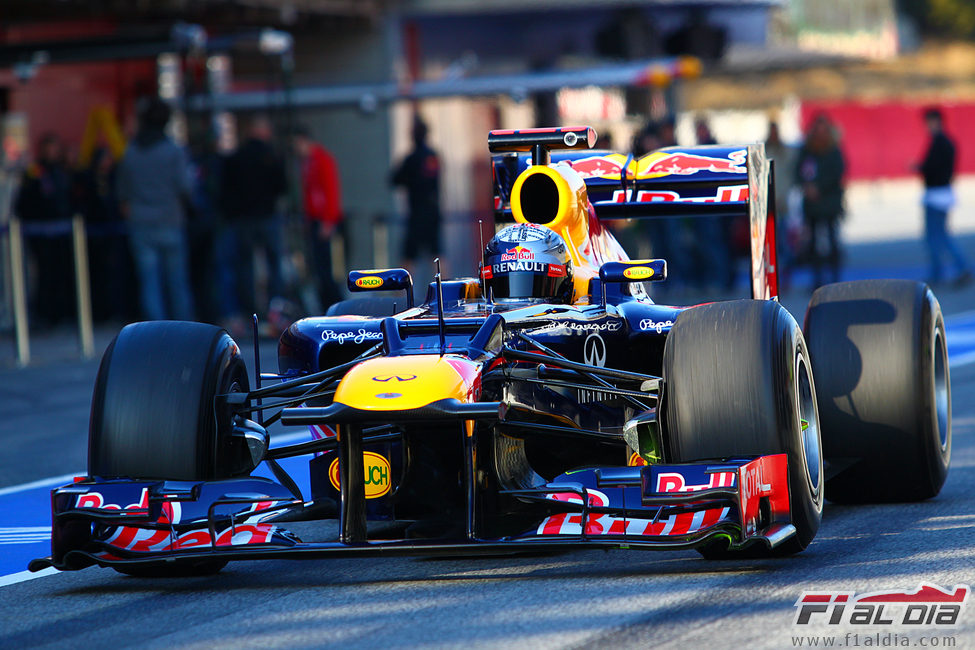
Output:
584,333,606,367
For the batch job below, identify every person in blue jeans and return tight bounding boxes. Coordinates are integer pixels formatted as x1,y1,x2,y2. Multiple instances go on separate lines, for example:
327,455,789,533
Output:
219,116,287,321
117,98,195,321
917,107,972,286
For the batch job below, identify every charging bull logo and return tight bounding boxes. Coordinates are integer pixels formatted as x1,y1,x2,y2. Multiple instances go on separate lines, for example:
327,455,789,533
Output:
565,150,747,180
328,451,391,498
501,245,534,261
640,150,747,176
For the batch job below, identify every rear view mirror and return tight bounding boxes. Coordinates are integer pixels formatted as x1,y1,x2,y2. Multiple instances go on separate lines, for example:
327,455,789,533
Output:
597,260,667,308
348,268,414,308
599,259,667,284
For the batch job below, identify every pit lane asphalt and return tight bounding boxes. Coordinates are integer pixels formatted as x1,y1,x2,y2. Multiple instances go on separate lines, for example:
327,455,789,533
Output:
2,239,975,648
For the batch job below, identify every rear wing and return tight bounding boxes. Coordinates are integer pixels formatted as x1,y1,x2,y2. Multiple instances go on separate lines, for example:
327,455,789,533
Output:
491,140,777,300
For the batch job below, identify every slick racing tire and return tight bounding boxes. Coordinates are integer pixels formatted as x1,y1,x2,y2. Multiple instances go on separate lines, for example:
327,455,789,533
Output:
803,280,950,503
326,297,400,317
89,321,249,482
662,300,824,558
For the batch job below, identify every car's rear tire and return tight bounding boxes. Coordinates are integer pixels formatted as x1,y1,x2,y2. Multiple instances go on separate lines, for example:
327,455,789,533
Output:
662,300,824,558
88,321,249,482
803,280,950,503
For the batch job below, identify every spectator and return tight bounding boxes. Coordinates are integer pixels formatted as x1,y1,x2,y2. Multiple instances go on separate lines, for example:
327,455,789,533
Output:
657,116,677,150
765,121,797,287
392,117,442,271
796,113,846,288
917,107,972,286
77,147,136,322
293,124,343,311
116,97,194,321
694,115,715,147
187,131,224,324
220,116,287,321
14,132,75,327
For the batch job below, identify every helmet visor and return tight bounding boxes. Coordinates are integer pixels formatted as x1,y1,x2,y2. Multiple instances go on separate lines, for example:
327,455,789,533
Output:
489,271,564,300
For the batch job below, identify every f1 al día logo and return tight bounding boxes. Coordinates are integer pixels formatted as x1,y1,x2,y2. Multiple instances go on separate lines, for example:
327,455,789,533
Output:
794,583,969,626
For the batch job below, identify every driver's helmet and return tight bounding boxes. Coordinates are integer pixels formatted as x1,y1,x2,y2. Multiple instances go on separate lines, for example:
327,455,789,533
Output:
482,223,573,303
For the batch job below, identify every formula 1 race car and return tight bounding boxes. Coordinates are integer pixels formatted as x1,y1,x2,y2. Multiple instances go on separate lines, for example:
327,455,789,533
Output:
31,126,951,576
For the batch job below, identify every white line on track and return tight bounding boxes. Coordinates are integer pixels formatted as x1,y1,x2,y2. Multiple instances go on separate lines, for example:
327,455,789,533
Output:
0,431,311,498
0,473,81,497
945,309,975,325
950,350,975,369
0,568,59,588
947,312,975,368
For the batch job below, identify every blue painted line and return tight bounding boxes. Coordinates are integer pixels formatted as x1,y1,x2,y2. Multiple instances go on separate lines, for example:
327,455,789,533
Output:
5,313,975,584
0,430,314,584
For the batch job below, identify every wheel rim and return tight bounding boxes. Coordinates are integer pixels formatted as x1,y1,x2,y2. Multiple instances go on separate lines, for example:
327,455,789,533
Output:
795,353,822,496
934,327,949,451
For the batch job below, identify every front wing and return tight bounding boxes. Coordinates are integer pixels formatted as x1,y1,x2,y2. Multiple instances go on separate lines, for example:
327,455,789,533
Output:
30,454,793,572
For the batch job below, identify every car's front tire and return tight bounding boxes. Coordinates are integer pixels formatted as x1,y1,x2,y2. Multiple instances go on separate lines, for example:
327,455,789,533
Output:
662,300,824,557
89,320,250,481
88,321,251,577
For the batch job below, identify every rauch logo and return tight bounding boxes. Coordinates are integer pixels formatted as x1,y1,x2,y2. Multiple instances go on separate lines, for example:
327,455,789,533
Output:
328,451,391,499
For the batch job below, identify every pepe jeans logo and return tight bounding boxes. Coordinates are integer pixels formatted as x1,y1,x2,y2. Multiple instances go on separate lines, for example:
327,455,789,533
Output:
639,318,674,334
321,329,384,345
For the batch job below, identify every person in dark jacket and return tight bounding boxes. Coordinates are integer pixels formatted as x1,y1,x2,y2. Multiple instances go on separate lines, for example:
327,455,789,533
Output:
77,147,136,322
796,113,846,288
14,132,75,327
917,107,971,286
117,97,195,321
392,118,442,270
220,116,287,320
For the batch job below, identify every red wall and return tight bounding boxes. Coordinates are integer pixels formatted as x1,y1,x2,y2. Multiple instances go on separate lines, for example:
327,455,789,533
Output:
801,101,975,181
2,59,155,157
0,21,155,158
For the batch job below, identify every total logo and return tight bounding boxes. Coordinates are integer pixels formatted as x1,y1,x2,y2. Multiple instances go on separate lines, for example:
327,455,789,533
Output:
500,245,535,262
328,451,391,498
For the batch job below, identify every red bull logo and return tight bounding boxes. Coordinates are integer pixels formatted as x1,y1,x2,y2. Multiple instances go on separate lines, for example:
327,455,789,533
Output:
641,150,747,176
610,184,748,204
563,150,746,180
568,156,625,179
500,245,535,261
